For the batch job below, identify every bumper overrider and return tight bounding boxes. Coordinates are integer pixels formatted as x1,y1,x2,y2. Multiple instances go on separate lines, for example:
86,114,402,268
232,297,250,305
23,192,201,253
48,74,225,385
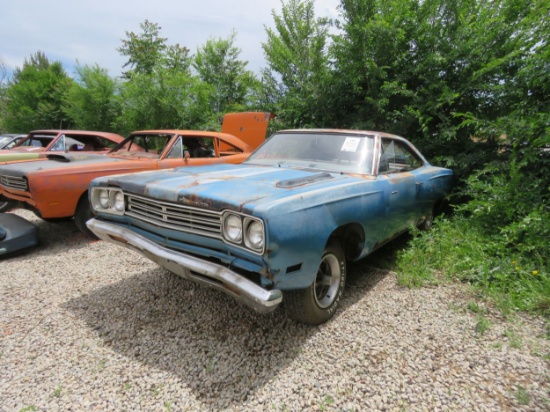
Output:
86,218,283,314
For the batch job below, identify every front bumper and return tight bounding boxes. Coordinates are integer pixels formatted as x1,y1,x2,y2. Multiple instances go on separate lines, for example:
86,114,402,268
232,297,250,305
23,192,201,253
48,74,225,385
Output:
86,218,283,314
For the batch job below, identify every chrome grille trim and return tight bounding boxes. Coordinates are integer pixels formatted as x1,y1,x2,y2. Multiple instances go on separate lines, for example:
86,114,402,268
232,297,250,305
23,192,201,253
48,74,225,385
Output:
125,193,222,238
0,174,28,191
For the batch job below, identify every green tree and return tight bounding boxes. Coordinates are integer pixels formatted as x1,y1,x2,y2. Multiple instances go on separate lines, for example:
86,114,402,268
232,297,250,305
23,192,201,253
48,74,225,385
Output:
330,0,417,130
0,57,9,131
356,0,550,315
193,31,258,115
262,0,331,127
115,21,210,133
64,64,121,131
456,0,550,264
117,20,168,78
116,69,212,134
328,0,544,179
4,51,73,131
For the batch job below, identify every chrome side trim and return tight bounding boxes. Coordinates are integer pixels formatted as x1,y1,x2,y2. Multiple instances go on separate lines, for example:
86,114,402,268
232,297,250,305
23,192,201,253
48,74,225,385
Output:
86,218,282,314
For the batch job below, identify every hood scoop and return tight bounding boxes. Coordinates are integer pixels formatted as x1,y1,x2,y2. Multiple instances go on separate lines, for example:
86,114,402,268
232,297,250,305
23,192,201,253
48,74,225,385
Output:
276,172,333,188
46,154,71,162
46,153,104,163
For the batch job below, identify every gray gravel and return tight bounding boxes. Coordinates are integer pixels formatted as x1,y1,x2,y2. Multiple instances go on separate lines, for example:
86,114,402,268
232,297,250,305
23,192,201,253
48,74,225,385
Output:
1,209,549,412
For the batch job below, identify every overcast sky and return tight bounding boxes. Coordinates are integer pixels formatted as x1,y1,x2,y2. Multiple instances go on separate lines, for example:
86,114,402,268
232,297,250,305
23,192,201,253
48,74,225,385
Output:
1,0,341,79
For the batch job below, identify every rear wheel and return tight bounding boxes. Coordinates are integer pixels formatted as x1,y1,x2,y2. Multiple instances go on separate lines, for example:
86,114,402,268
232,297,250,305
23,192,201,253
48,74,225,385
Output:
418,209,434,231
284,241,346,325
74,194,97,239
418,199,445,231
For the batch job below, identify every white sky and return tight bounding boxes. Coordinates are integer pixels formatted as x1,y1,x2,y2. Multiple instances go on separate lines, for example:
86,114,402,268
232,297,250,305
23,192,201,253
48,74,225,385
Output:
1,0,340,79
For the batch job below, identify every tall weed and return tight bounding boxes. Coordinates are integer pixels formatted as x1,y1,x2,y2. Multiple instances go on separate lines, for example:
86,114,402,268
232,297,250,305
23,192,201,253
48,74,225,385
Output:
397,216,550,316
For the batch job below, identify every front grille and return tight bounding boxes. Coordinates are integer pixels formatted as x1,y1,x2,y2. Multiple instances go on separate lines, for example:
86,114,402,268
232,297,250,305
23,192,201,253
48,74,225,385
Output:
0,174,28,191
125,193,222,238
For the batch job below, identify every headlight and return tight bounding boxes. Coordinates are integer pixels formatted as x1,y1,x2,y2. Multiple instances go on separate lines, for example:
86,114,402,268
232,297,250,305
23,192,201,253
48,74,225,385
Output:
91,187,125,215
224,214,242,242
222,212,265,253
99,190,110,208
113,191,125,212
245,219,264,251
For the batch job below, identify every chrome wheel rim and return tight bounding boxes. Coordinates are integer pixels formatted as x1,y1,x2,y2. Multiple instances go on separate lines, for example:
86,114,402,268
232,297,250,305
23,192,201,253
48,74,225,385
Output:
314,253,341,309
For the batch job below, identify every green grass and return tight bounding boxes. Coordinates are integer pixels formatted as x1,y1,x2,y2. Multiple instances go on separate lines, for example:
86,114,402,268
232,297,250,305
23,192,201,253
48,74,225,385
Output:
52,386,62,398
514,386,530,405
396,216,550,318
475,315,492,335
504,329,523,349
319,395,334,411
467,301,486,314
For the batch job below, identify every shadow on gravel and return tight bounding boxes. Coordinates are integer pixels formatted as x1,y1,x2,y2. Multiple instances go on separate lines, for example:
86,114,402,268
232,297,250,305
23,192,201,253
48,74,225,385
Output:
63,257,390,408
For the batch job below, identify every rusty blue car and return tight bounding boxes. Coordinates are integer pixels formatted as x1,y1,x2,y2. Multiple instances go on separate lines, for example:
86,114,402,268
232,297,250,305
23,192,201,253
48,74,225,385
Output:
86,129,453,324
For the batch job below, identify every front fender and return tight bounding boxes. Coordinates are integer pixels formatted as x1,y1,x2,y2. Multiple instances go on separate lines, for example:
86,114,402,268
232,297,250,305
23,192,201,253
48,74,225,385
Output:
262,187,386,290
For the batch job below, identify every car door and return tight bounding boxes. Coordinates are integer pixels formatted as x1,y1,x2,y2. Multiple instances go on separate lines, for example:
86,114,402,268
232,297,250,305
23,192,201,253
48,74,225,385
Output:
378,138,425,235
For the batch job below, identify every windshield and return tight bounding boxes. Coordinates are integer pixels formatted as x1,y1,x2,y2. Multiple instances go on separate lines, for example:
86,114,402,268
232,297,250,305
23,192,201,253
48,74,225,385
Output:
14,134,55,148
246,132,375,174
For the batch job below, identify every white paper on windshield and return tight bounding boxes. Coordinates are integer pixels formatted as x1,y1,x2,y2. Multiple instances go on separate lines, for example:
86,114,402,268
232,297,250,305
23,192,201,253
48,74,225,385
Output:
341,137,361,152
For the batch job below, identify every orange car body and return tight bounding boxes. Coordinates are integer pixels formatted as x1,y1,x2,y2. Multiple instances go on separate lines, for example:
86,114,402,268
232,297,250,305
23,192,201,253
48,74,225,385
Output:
0,112,273,227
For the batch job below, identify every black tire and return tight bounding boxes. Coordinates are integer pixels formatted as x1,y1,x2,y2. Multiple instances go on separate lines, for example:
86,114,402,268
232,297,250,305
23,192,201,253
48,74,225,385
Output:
74,194,98,239
0,199,17,213
43,216,73,223
284,241,346,325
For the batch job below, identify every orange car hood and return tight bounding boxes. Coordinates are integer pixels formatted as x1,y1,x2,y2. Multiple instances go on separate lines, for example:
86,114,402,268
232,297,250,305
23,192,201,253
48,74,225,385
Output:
1,153,153,176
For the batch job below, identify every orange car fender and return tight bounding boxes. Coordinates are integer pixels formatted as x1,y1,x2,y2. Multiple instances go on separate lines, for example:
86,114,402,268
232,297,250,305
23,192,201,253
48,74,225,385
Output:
29,173,86,218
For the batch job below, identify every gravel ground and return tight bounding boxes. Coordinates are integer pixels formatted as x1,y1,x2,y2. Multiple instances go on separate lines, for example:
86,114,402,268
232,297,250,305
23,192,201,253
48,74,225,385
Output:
1,209,549,412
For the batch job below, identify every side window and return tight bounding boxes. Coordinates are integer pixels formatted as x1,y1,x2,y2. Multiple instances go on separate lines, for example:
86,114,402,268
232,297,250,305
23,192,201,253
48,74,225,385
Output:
379,139,423,174
182,137,215,158
49,135,66,151
167,136,183,159
218,139,243,156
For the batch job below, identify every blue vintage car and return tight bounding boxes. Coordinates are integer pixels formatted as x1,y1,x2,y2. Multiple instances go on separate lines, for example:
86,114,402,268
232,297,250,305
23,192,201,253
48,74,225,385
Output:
86,130,453,324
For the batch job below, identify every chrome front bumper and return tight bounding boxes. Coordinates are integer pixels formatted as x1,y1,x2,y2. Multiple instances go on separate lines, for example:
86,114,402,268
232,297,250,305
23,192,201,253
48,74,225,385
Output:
86,218,282,314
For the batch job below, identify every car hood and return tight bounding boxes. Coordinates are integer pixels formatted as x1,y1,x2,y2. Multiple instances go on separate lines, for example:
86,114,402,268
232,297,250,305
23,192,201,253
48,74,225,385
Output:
0,153,148,176
99,163,372,213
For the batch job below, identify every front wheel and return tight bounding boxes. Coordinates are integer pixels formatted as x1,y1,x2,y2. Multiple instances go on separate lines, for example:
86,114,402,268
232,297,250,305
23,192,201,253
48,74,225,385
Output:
0,199,17,213
74,194,97,239
284,241,346,325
